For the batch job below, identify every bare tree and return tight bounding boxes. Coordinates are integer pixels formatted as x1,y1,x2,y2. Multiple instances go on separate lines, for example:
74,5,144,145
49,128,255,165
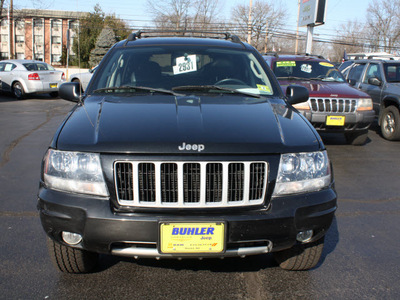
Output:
146,0,222,31
147,0,191,30
230,0,286,51
366,0,400,52
330,20,368,61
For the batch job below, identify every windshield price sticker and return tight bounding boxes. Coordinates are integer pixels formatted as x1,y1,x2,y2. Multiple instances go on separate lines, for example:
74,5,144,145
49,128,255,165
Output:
301,64,312,73
276,61,296,67
320,62,334,68
160,222,225,254
173,54,197,75
257,84,271,93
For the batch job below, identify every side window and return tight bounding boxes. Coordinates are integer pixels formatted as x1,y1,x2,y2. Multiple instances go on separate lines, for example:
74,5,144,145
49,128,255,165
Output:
348,64,365,82
4,63,16,72
0,63,5,72
363,64,381,84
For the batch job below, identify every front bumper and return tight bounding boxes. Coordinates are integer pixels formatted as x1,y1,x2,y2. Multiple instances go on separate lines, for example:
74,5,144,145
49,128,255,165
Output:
37,185,337,259
300,110,375,132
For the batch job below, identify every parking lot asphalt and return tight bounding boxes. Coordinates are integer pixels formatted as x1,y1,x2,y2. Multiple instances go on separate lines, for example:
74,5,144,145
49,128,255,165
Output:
1,95,399,299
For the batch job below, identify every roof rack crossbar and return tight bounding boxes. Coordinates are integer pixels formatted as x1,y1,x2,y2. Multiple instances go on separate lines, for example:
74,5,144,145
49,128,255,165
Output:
124,30,242,45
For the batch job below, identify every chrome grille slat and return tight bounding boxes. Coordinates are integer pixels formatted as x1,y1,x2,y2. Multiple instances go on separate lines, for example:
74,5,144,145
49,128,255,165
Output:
115,161,268,208
309,98,358,113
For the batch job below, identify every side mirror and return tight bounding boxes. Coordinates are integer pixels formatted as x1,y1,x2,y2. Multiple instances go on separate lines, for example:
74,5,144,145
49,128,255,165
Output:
348,79,357,86
286,85,309,105
368,77,382,86
59,82,82,103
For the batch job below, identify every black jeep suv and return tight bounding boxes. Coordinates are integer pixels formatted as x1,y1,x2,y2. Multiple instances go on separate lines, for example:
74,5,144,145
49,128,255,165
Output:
38,31,337,273
342,59,400,140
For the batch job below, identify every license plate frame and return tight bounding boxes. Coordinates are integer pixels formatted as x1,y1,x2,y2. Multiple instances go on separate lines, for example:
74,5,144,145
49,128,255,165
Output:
159,222,225,254
326,115,345,126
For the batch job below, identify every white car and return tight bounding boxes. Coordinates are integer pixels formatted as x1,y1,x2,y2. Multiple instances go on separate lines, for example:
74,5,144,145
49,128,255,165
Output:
0,59,65,99
69,66,97,92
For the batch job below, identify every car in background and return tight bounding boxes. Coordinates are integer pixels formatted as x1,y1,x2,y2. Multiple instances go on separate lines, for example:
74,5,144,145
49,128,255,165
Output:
264,53,375,145
342,59,400,140
0,59,65,99
69,66,97,92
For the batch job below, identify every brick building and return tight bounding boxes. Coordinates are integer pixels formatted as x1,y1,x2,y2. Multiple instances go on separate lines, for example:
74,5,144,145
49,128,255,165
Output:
0,9,88,65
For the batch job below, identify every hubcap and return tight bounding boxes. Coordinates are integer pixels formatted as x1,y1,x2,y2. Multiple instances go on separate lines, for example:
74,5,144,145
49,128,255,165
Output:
14,85,22,98
383,112,395,135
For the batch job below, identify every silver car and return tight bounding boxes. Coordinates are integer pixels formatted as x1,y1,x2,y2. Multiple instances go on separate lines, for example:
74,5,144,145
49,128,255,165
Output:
0,59,66,99
69,65,97,92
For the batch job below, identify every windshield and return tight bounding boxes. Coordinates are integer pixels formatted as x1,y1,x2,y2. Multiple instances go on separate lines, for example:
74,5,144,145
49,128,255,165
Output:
384,64,400,83
273,60,346,82
89,45,275,96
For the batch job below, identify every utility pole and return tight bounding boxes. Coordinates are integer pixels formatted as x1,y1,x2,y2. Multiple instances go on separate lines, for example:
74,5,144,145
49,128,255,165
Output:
295,0,300,54
264,20,268,53
247,0,252,44
9,0,14,59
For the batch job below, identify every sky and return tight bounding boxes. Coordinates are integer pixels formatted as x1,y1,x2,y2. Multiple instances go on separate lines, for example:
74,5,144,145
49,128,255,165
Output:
16,0,372,40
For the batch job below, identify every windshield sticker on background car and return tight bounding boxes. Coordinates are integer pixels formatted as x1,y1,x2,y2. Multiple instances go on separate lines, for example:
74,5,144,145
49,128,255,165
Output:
257,84,271,93
319,62,334,67
173,54,197,75
301,64,312,73
276,61,296,67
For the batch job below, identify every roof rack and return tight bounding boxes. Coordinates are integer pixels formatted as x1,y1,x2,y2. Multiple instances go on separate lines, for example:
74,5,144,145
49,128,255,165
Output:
125,30,242,45
304,53,325,59
263,52,279,58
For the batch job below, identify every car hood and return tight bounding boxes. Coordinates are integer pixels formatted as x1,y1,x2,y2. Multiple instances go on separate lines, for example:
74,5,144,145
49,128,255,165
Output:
55,94,322,154
278,79,370,98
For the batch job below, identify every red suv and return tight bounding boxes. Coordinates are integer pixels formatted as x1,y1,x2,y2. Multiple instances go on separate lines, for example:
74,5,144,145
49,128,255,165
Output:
264,54,375,145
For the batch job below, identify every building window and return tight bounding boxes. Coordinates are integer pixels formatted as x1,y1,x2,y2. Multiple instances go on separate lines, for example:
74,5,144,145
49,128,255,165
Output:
51,36,61,44
51,54,61,63
15,35,24,43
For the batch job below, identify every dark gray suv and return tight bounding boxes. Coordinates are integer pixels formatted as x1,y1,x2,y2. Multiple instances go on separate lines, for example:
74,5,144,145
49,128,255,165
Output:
342,59,400,140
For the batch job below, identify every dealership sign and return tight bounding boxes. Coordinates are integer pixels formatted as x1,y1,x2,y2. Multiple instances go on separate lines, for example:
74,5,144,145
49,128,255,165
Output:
299,0,327,27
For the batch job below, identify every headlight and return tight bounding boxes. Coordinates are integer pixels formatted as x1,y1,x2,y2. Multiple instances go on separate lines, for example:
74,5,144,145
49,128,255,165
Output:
273,151,331,196
357,98,373,111
43,149,108,196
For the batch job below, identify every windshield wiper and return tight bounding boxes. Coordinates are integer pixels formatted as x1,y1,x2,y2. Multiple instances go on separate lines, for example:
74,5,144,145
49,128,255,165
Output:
93,85,181,96
277,76,311,81
172,85,262,98
309,76,344,82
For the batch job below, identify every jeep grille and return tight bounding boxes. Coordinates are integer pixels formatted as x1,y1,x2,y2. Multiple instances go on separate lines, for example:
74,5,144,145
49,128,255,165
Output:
115,161,268,208
309,98,357,113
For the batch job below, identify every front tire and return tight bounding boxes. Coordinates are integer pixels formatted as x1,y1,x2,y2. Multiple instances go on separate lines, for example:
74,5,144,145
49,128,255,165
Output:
47,237,99,273
380,106,400,141
12,81,25,99
273,236,325,271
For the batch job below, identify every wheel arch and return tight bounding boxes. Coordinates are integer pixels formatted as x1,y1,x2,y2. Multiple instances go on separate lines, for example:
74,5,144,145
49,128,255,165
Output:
379,96,400,125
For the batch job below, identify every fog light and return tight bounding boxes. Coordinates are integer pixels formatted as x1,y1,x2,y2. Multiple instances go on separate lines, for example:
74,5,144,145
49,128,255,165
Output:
296,230,313,243
62,231,82,245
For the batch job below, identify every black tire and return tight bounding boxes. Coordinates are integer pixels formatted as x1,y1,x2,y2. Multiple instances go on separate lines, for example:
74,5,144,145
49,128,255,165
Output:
273,236,325,271
47,237,99,273
12,81,25,99
380,106,400,141
344,131,368,145
49,91,59,98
